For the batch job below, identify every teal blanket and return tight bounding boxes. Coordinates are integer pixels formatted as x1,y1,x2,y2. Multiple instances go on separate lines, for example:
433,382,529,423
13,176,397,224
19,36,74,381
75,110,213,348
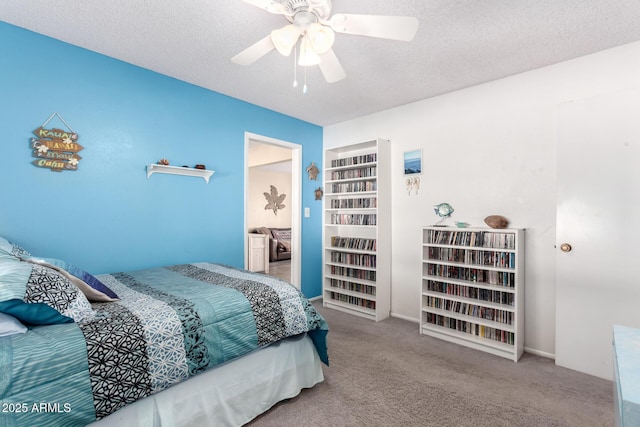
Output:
0,263,328,426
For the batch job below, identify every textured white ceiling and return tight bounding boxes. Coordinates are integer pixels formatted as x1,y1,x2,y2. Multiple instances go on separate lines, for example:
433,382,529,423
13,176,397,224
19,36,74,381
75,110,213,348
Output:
2,0,640,126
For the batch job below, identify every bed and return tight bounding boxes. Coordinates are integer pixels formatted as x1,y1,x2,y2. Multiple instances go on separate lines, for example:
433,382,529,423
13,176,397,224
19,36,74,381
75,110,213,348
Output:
0,237,328,427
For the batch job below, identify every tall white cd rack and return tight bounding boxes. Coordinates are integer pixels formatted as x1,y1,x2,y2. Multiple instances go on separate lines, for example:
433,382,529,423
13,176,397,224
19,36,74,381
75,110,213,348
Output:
421,227,524,361
323,138,390,321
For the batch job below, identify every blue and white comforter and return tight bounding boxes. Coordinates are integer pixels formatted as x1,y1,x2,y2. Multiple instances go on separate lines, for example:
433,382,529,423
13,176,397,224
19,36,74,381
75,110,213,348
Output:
0,263,328,427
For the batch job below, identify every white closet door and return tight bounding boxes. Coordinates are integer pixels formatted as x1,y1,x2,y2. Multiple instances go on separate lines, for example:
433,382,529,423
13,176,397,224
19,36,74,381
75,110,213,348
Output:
556,88,640,380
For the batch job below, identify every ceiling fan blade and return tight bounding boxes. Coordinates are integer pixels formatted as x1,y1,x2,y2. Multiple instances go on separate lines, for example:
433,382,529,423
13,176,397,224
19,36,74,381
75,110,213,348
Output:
231,35,275,65
240,0,285,14
318,49,346,83
329,14,419,41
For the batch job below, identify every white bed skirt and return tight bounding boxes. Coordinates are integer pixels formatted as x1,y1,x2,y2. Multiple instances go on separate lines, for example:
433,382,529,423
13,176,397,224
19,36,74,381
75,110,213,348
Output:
88,334,323,427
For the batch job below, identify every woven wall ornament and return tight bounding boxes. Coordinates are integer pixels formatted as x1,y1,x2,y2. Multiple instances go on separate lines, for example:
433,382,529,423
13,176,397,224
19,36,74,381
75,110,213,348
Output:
264,185,286,215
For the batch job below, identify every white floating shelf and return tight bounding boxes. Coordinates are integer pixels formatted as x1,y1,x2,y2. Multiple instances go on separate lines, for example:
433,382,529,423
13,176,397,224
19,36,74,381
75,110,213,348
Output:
146,164,214,183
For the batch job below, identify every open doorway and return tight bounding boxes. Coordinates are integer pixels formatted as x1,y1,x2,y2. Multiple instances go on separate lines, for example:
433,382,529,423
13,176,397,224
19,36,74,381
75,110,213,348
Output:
244,132,301,288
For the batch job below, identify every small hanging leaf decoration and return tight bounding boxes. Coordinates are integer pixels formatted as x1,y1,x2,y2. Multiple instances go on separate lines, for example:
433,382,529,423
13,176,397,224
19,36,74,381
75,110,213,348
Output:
264,185,286,215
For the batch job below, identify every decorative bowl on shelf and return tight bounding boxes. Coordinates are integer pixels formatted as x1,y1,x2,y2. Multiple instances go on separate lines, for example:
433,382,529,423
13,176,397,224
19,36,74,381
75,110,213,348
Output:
484,215,509,229
455,221,469,228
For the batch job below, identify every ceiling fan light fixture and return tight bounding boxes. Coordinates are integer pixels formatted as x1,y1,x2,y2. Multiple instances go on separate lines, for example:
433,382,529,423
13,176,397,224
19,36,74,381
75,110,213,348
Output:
306,22,335,54
235,0,420,85
298,35,321,66
271,24,301,56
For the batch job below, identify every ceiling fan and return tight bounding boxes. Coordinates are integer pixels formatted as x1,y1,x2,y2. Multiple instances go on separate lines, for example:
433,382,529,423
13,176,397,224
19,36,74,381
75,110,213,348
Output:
231,0,419,84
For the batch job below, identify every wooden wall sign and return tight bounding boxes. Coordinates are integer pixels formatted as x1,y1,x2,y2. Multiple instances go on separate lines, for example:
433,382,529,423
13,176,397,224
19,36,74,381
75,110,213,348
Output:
30,113,82,172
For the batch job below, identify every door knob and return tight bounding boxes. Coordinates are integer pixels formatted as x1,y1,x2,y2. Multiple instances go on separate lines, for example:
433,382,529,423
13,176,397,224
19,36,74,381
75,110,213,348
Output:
560,243,572,252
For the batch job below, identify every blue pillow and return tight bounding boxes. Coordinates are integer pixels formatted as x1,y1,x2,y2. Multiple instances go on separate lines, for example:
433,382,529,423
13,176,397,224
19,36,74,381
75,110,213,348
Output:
0,299,72,326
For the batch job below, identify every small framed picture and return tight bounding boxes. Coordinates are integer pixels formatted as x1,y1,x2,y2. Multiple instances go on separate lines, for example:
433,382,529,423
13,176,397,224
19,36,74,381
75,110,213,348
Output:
404,149,422,175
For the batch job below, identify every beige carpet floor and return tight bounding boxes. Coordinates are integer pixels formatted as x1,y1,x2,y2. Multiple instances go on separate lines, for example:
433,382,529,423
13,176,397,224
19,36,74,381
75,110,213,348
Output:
249,301,614,427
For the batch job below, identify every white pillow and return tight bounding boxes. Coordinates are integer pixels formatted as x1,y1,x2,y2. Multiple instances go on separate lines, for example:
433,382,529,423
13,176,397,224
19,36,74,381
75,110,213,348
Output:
0,312,28,337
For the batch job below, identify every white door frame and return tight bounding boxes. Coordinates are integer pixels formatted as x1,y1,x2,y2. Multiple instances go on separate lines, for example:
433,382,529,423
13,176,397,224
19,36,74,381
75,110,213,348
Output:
244,132,301,288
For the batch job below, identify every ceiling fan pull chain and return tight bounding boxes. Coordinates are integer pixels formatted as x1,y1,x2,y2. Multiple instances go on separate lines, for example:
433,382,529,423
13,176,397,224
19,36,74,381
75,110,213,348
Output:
293,43,298,88
303,67,308,94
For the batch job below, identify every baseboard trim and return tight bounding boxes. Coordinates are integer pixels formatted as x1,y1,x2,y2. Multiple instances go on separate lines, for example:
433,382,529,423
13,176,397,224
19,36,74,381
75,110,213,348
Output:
389,312,556,360
524,347,555,359
390,312,419,323
330,306,556,360
309,295,322,302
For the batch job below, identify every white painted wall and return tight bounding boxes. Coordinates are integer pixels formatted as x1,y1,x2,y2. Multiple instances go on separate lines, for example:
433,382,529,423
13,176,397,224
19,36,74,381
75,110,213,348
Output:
248,165,292,230
324,40,640,357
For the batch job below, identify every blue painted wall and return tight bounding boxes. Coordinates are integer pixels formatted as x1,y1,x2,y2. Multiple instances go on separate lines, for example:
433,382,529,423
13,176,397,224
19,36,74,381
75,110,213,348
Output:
0,22,324,297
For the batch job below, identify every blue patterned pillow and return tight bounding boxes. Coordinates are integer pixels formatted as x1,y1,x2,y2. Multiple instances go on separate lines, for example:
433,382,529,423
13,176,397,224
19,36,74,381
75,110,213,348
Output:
26,257,119,301
0,236,118,301
0,253,95,325
23,264,96,323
